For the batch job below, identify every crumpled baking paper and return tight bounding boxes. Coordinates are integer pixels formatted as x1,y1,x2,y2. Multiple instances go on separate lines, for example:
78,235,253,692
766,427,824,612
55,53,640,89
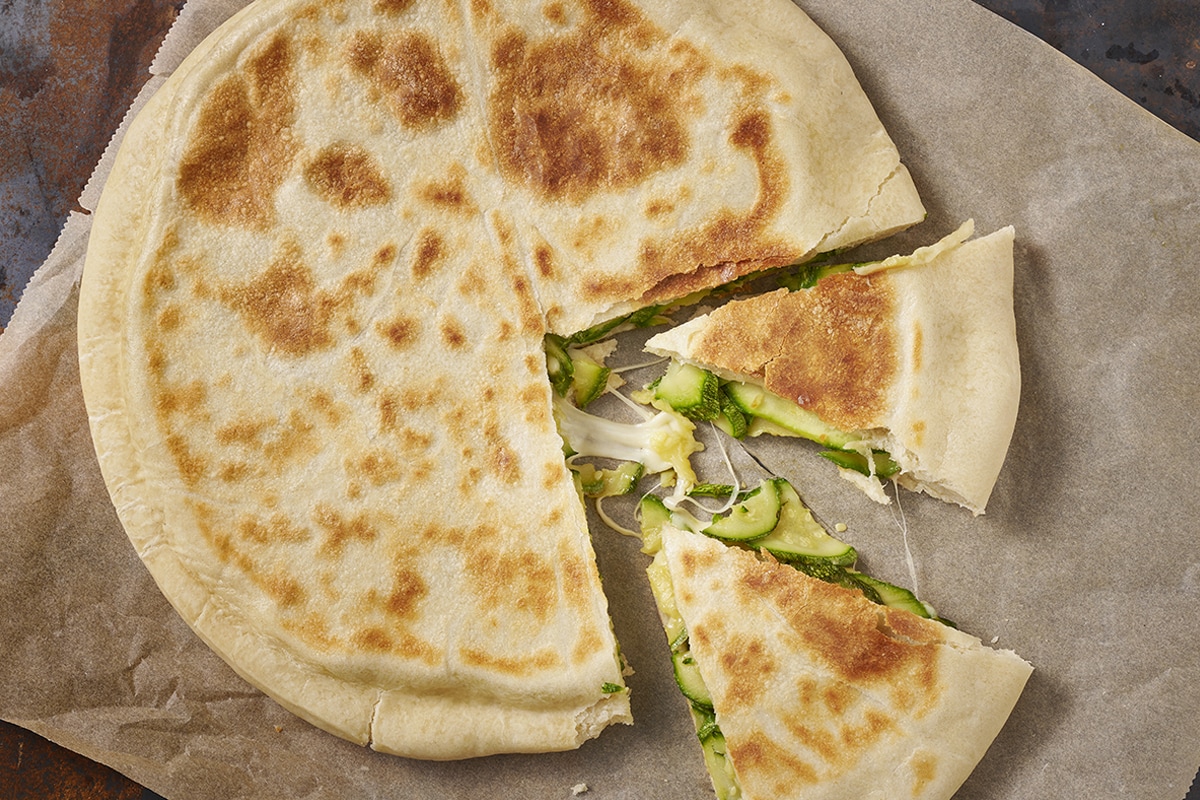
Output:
2,0,1199,797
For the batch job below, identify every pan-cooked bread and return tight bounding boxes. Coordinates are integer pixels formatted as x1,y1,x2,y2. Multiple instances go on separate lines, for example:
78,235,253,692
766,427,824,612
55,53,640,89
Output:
657,524,1032,800
77,0,924,758
646,224,1020,513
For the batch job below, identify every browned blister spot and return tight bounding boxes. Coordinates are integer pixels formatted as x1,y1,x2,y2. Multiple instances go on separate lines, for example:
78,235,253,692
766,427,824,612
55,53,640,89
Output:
718,634,776,710
386,562,428,619
467,547,557,622
728,732,820,791
303,141,392,208
519,383,551,427
557,536,593,614
460,646,561,677
840,708,897,752
346,449,403,486
238,513,311,544
302,391,339,426
142,227,180,303
349,346,376,392
823,683,853,716
418,164,478,215
534,243,557,279
440,315,467,349
373,0,414,14
218,462,253,482
542,0,568,25
375,313,422,349
487,4,692,204
155,380,206,419
327,231,347,258
353,626,394,652
165,433,207,487
349,622,438,663
377,388,402,432
373,241,398,269
282,612,335,651
912,320,924,373
347,29,463,130
911,750,938,795
484,423,522,483
783,719,840,766
572,628,602,667
143,260,177,300
678,546,720,582
313,503,378,555
644,197,674,219
410,228,446,280
261,409,320,467
156,304,183,331
263,572,307,608
177,33,298,230
221,245,338,357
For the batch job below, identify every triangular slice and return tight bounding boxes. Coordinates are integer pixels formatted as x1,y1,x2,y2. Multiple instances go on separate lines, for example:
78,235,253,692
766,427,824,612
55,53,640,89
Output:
653,524,1031,800
645,223,1019,513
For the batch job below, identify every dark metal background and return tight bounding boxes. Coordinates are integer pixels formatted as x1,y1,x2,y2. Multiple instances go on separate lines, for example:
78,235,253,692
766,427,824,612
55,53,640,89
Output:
0,0,1196,797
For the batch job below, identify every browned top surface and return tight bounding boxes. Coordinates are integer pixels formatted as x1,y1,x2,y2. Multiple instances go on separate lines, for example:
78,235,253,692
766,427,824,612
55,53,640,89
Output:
669,531,952,798
686,278,899,431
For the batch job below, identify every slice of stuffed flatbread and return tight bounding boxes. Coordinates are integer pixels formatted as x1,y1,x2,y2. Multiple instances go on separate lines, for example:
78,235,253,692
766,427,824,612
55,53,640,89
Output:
644,223,1020,514
651,523,1031,800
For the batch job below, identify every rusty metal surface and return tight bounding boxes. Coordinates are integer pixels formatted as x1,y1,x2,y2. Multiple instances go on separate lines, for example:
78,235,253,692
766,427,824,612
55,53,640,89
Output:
0,0,181,332
0,0,1196,798
974,0,1200,141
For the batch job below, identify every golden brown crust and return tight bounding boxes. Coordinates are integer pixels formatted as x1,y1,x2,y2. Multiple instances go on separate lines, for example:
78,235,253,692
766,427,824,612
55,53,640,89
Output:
646,225,1020,513
79,0,927,760
660,526,1032,800
674,281,899,432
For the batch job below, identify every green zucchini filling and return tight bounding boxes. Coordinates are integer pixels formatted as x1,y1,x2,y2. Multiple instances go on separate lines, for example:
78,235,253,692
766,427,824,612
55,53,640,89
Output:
639,476,952,800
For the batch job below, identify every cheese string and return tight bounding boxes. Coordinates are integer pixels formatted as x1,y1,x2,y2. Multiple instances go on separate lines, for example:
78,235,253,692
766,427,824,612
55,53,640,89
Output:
890,481,920,598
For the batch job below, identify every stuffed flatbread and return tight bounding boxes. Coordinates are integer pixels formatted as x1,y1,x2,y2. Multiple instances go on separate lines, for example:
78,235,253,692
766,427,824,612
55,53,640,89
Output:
651,523,1032,799
645,223,1020,514
77,0,925,758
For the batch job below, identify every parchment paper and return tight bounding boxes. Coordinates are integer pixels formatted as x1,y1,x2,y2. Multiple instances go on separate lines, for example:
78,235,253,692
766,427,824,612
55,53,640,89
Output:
2,0,1199,798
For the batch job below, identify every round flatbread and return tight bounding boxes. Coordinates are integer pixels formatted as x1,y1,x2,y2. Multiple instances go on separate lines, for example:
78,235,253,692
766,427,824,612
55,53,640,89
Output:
77,0,924,758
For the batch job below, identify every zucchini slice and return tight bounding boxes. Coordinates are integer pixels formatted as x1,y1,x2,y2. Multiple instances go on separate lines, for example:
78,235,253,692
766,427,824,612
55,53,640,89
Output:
573,461,644,498
702,480,782,542
854,573,935,619
670,629,713,710
570,350,611,409
820,448,901,479
654,361,721,421
543,334,573,396
753,480,857,565
723,381,857,449
712,386,748,439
